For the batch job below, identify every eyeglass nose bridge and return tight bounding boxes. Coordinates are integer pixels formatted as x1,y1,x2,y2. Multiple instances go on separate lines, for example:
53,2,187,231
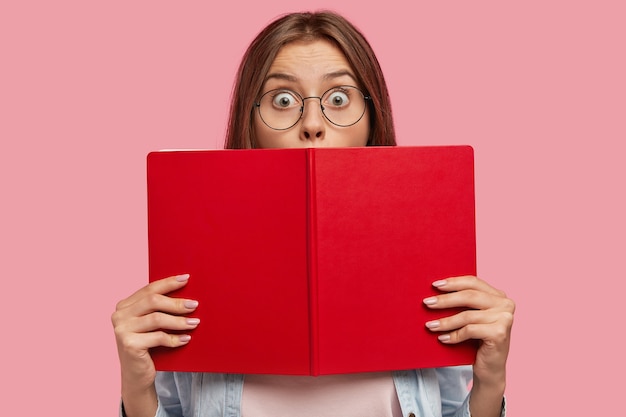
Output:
300,95,326,115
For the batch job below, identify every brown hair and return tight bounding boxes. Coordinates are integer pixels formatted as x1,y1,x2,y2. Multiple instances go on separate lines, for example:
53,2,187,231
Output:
224,11,397,149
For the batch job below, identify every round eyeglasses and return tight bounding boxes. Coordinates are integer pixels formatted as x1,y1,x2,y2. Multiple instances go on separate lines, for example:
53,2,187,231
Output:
254,85,371,131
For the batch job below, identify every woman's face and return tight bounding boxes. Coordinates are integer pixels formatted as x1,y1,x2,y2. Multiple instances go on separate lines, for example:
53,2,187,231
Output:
253,39,370,148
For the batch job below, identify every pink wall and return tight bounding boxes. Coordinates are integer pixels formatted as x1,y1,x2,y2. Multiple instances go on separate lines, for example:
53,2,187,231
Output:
2,1,624,415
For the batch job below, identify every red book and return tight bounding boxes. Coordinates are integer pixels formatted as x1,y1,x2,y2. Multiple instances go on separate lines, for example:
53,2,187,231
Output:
147,146,477,375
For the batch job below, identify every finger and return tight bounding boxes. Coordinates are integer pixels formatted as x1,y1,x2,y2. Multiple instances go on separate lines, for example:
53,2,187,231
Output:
113,293,199,328
425,309,502,333
127,312,201,334
432,275,506,297
115,274,191,311
134,312,200,333
118,330,194,353
435,314,514,345
423,288,498,310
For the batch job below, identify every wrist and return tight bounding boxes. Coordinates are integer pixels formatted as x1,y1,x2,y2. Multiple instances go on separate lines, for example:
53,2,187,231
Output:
473,364,506,390
118,354,157,392
121,382,158,417
469,379,505,417
473,371,505,394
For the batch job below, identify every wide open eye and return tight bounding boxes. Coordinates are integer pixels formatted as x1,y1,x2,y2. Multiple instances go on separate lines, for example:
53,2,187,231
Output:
324,89,350,108
271,91,300,109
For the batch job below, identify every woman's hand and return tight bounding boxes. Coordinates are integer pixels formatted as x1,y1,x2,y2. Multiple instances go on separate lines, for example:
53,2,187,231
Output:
423,275,514,416
111,274,200,417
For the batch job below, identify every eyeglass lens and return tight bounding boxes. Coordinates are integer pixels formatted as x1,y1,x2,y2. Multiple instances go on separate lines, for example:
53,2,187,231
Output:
257,86,367,130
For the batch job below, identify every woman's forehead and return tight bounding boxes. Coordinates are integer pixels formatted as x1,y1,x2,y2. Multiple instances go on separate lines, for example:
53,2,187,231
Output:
267,39,355,82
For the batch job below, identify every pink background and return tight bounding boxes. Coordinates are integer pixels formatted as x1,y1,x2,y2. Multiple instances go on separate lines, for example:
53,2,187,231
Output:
1,1,624,415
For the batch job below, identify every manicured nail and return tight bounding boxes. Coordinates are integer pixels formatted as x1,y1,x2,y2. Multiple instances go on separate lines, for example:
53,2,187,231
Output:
186,318,200,326
179,335,191,343
423,297,437,306
176,274,190,282
438,334,451,342
432,279,447,288
425,320,440,329
184,300,199,309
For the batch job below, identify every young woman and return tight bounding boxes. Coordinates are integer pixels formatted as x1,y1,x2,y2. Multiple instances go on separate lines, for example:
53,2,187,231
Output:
112,11,514,417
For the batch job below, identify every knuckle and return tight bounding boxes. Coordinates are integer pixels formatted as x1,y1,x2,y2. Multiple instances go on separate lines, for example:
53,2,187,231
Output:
170,334,182,347
463,323,478,336
452,328,466,343
112,325,124,339
508,299,516,313
493,325,510,343
114,300,125,311
456,309,473,325
119,333,141,352
488,319,513,343
495,288,507,298
501,311,515,327
111,312,132,331
501,298,516,313
146,292,162,307
163,332,179,348
113,319,132,340
110,311,120,326
148,312,164,328
144,293,157,305
465,289,481,304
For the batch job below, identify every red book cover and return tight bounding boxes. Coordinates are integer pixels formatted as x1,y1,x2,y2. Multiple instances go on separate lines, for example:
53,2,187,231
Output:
146,146,477,375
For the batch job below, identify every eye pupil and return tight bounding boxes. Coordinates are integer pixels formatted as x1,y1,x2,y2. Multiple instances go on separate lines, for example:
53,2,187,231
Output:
333,96,343,105
279,97,290,106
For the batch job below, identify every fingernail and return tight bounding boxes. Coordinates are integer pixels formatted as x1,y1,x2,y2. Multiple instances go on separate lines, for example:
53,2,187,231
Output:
186,318,200,326
438,334,451,342
423,297,437,306
176,274,190,282
432,279,447,288
425,320,440,329
184,300,199,309
179,335,191,343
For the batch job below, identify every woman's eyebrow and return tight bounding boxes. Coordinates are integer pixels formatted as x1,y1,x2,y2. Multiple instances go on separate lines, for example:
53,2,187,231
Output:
264,70,356,84
264,73,298,83
323,70,356,81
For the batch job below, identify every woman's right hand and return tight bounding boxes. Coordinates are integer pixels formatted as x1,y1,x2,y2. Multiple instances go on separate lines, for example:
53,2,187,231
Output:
111,274,200,414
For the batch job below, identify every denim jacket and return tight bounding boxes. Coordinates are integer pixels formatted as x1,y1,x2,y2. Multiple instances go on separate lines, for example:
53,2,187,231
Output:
121,366,505,417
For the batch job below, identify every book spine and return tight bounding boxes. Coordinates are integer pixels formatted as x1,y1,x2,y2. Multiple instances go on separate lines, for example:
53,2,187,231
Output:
306,149,320,376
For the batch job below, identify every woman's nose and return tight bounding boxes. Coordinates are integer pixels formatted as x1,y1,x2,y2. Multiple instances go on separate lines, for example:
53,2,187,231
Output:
299,99,325,142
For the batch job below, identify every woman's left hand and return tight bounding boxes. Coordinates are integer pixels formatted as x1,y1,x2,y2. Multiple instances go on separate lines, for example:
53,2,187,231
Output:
423,275,515,386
